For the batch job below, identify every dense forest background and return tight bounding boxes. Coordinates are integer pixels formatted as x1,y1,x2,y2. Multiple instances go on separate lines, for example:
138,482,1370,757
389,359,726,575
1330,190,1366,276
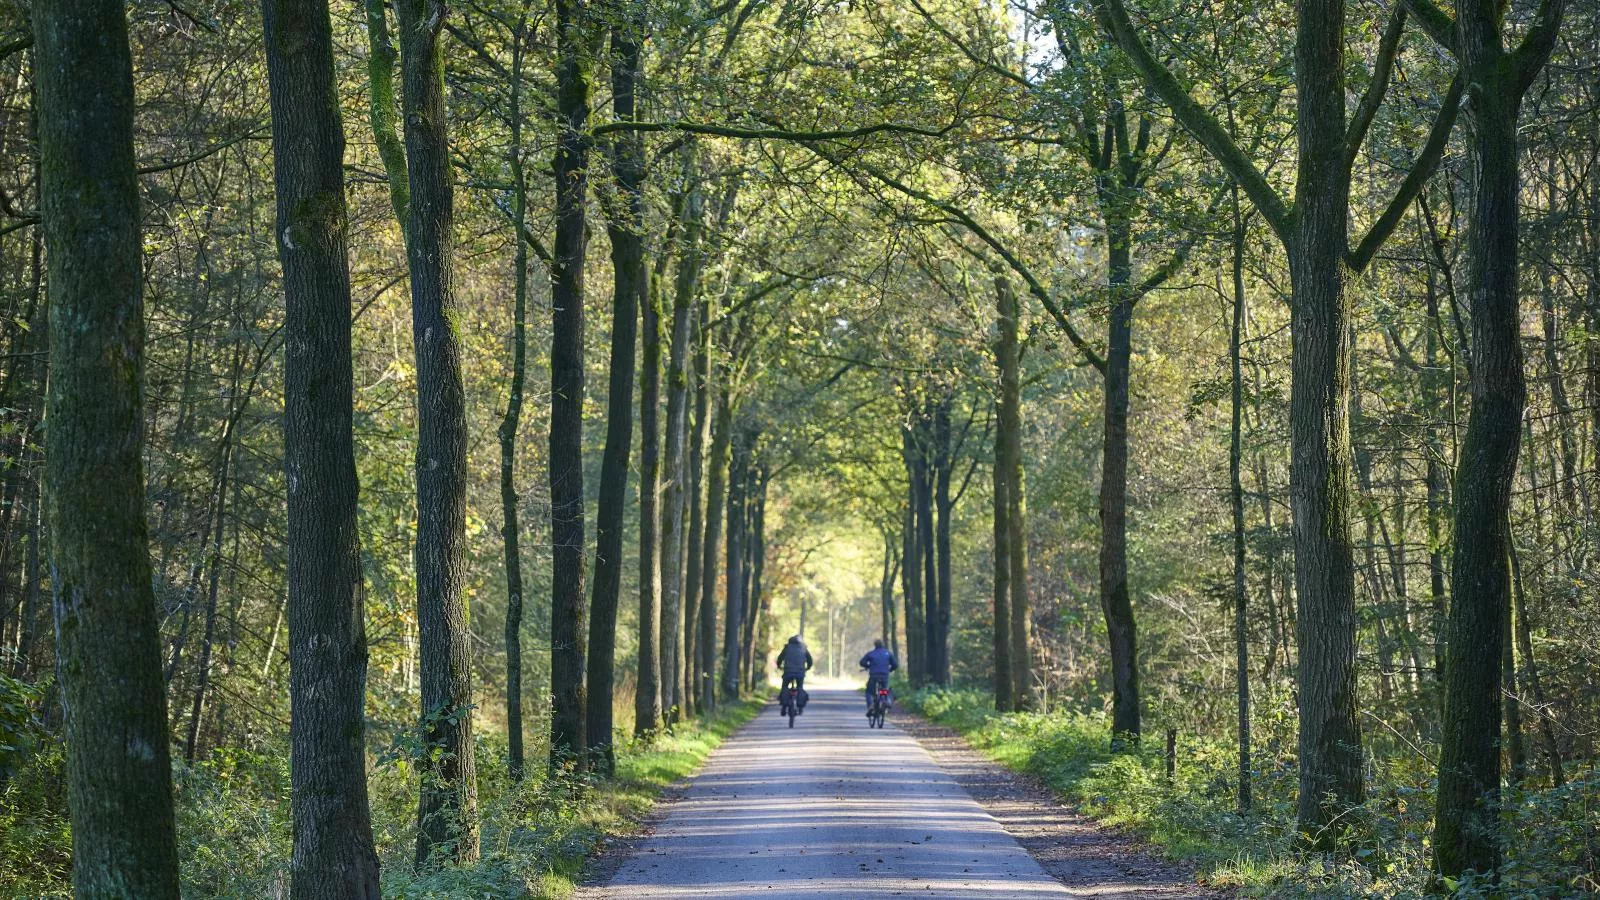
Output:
0,0,1597,895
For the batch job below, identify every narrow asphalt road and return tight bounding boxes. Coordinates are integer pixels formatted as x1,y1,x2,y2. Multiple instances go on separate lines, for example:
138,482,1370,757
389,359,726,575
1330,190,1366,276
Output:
584,687,1080,898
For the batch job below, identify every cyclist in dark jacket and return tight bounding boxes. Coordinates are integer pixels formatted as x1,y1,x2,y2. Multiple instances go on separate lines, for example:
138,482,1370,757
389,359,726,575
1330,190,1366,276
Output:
858,639,898,709
774,636,813,709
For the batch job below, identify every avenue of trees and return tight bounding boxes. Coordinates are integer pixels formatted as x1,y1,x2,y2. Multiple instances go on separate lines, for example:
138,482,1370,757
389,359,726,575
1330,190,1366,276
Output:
0,0,1596,894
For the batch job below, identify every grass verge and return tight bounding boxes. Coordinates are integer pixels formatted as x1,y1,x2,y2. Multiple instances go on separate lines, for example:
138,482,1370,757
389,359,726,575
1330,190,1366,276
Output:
902,688,1596,899
382,698,764,899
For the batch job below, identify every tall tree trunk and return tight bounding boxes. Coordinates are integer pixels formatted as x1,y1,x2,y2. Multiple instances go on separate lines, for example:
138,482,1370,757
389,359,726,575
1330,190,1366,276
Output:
902,426,925,685
261,0,382,884
684,310,711,716
499,15,531,783
33,0,181,887
744,477,768,692
996,276,1034,708
900,496,921,685
1229,193,1252,814
397,0,477,863
934,400,954,686
635,263,663,738
587,16,646,773
660,184,704,723
916,415,938,686
1101,218,1140,745
1434,6,1558,873
1284,0,1362,844
700,386,731,713
722,426,748,700
548,0,593,770
992,394,1014,712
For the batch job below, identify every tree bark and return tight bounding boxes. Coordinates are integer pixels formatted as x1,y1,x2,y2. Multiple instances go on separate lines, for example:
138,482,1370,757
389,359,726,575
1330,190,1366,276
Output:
1228,193,1252,814
684,308,711,716
933,400,954,685
499,14,531,783
362,0,408,228
1101,217,1140,745
700,386,732,712
33,0,181,888
587,16,646,772
722,425,748,700
660,184,704,723
992,395,1014,712
260,0,382,885
996,276,1033,708
902,425,926,685
900,495,921,685
549,0,594,770
634,260,663,738
1284,0,1362,844
1434,0,1560,873
916,414,938,686
396,0,477,863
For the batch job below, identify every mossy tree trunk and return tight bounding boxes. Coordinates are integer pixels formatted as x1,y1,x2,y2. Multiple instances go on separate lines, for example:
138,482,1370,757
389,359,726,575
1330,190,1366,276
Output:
395,0,477,864
1426,0,1562,874
33,0,181,890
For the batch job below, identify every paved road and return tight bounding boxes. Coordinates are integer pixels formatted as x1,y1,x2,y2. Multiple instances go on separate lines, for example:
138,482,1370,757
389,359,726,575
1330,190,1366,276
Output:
586,687,1078,898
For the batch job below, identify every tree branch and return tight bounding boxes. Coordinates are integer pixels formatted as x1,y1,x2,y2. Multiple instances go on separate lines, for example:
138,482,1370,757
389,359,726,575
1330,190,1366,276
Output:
1512,0,1567,94
1343,9,1408,175
1398,0,1458,54
1090,0,1292,244
847,164,1106,372
589,119,957,141
136,127,269,175
1347,73,1464,273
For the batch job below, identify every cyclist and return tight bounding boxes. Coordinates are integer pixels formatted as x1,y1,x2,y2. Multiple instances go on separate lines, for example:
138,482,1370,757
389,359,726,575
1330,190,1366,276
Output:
858,639,898,711
774,635,813,713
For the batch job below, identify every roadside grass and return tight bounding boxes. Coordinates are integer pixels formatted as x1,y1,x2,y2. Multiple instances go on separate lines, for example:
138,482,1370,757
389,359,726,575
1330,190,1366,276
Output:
0,689,762,898
903,688,1597,899
383,698,763,899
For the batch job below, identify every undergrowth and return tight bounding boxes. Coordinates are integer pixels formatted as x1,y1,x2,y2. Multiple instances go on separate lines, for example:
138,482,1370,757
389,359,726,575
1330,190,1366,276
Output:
0,680,760,899
904,687,1598,899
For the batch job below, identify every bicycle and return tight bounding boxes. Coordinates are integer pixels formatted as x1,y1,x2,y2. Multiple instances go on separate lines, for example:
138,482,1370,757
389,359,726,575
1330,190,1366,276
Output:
779,682,801,728
866,685,890,729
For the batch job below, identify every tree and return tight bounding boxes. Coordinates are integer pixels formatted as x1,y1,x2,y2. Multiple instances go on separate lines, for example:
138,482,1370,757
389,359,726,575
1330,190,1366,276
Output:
587,5,647,773
660,179,706,722
994,274,1033,708
1401,0,1566,877
498,7,533,784
1092,0,1461,843
396,0,477,864
549,0,595,770
33,0,180,890
261,0,382,888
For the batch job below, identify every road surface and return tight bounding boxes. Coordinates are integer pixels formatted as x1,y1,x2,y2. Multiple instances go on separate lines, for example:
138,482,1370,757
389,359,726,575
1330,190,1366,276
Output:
584,687,1081,898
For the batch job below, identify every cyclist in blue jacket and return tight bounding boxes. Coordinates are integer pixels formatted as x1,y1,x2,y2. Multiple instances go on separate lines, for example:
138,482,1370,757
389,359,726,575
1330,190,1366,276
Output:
858,639,898,710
